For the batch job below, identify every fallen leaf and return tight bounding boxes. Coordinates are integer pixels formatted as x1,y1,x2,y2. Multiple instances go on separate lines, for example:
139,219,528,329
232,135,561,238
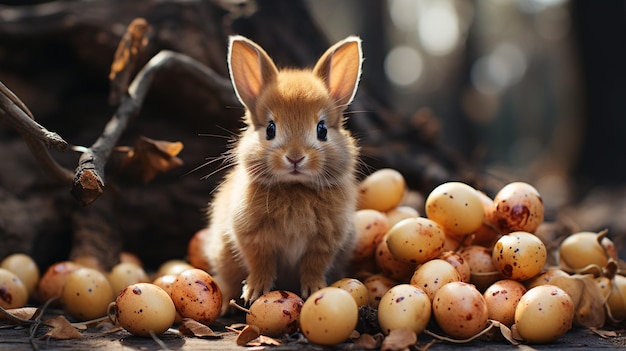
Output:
178,318,223,338
227,323,248,330
589,327,618,338
42,316,83,340
119,136,184,183
510,324,523,341
551,274,606,328
351,333,383,349
490,320,519,345
380,328,417,351
236,324,261,346
0,307,40,323
247,335,282,347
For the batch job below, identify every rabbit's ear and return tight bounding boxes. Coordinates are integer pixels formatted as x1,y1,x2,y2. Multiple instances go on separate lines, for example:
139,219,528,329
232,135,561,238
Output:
313,36,363,108
228,36,279,111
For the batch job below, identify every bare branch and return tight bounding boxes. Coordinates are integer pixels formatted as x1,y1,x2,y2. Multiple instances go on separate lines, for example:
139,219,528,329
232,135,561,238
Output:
0,81,69,151
0,81,73,184
71,50,236,205
128,50,236,103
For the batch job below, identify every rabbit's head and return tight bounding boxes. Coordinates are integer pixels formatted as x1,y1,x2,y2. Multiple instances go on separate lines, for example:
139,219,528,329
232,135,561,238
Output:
227,35,363,189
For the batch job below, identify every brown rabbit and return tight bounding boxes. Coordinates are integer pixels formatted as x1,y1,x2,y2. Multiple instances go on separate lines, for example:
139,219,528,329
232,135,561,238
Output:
204,35,364,313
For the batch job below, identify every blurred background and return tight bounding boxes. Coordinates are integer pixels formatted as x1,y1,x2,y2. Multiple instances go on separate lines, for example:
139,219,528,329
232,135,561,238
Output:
1,0,625,266
307,0,625,210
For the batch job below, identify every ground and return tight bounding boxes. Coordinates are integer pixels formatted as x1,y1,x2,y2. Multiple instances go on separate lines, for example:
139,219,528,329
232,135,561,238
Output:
1,312,625,351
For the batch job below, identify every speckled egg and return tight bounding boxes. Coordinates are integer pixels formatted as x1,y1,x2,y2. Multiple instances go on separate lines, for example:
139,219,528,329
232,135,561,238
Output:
483,279,527,326
170,268,222,325
514,285,574,343
386,217,446,265
493,182,544,233
352,209,390,261
492,231,547,281
0,268,28,309
246,290,303,337
110,283,176,337
410,259,461,300
358,168,406,212
330,278,370,307
425,182,485,238
433,281,489,339
363,274,397,309
378,284,431,335
61,267,115,321
299,287,358,346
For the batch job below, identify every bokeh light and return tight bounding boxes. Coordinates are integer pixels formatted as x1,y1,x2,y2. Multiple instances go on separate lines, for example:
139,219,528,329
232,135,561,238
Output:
384,46,424,87
416,0,460,56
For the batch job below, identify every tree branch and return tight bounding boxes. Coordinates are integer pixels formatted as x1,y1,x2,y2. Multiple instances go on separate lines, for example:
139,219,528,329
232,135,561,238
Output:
0,81,73,184
71,50,236,205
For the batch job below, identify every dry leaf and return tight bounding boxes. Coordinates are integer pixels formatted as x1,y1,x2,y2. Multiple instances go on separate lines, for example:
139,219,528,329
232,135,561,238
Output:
0,307,40,323
236,324,261,346
247,335,282,347
510,324,523,341
490,320,519,345
119,136,184,183
380,328,417,351
351,333,383,349
551,274,606,328
227,323,248,330
42,316,83,340
178,318,223,338
589,327,618,338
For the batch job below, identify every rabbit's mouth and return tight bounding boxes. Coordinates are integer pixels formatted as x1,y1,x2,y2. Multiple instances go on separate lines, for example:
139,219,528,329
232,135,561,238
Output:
284,166,311,181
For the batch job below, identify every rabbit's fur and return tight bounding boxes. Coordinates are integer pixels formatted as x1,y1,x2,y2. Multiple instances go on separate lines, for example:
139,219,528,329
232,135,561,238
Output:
204,35,364,313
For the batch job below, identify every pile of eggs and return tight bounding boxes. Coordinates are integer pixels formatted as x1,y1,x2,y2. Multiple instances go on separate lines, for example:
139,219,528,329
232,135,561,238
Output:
0,253,222,338
0,167,624,347
346,169,624,345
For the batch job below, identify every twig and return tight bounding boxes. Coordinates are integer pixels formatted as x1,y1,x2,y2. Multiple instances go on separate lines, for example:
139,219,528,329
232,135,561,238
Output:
0,81,68,151
71,49,236,205
0,81,73,184
28,297,58,351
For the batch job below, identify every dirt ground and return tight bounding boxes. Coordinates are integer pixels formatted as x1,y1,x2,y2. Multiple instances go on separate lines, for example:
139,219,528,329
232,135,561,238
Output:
1,313,625,351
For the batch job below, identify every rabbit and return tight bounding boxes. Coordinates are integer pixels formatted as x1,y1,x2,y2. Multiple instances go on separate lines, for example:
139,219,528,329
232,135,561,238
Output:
204,35,364,314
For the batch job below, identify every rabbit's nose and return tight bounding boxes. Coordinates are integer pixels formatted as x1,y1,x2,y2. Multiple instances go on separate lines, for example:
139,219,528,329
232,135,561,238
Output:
286,156,305,166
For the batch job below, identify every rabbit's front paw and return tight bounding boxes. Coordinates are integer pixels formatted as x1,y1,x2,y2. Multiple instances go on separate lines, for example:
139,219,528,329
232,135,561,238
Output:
301,277,327,300
241,275,273,304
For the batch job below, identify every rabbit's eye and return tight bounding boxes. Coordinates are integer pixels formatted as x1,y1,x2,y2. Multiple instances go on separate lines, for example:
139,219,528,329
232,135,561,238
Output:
317,120,328,141
266,120,276,140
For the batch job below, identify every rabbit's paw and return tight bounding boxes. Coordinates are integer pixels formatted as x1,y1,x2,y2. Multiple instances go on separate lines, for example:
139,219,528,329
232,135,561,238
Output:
241,276,273,304
300,278,327,300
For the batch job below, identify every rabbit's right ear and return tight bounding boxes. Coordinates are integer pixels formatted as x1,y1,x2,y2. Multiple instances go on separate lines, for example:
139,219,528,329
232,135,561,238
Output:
313,36,363,109
228,36,279,112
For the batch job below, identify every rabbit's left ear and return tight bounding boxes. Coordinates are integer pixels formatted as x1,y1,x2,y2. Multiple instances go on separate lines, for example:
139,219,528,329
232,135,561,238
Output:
228,35,279,112
313,36,363,108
